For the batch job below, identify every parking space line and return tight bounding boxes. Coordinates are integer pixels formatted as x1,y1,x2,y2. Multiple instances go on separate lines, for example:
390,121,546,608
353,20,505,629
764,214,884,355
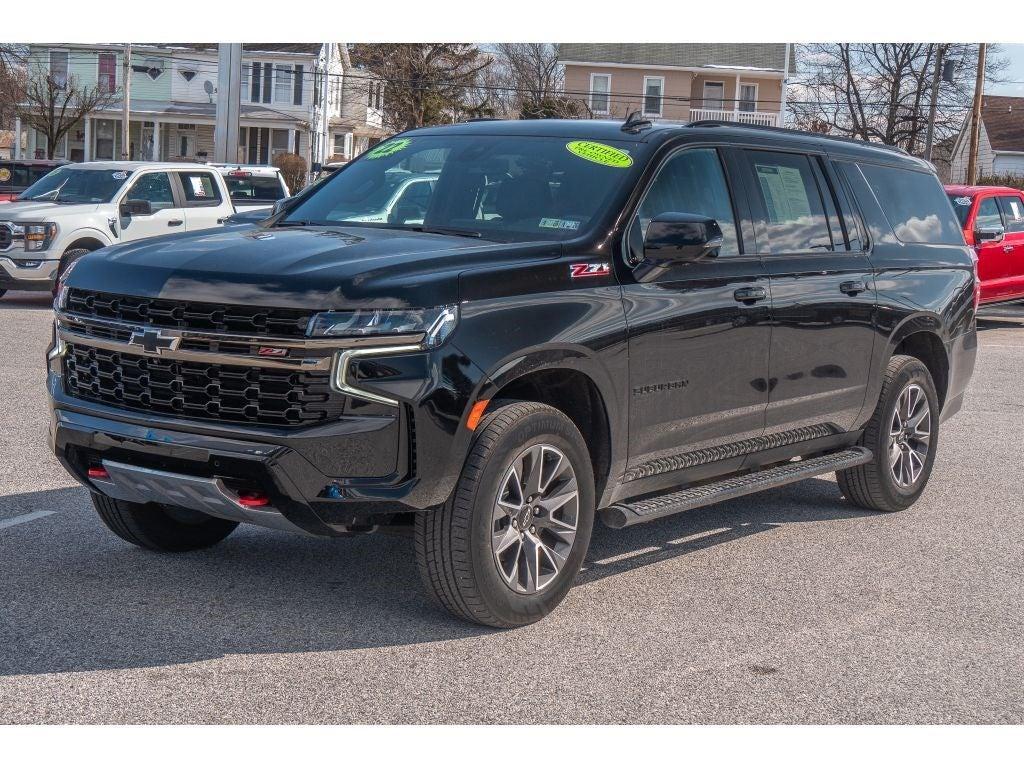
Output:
0,510,60,530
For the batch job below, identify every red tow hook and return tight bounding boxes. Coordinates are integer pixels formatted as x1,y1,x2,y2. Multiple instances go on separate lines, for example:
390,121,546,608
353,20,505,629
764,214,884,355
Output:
87,466,110,480
236,490,270,508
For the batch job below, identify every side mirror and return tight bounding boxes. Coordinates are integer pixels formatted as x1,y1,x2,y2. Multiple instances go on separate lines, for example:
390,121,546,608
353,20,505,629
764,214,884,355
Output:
120,199,152,217
643,213,724,265
976,225,1004,244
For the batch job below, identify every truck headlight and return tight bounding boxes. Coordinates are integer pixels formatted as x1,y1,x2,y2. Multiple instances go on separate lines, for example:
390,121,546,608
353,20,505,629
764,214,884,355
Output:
307,305,458,348
19,222,58,252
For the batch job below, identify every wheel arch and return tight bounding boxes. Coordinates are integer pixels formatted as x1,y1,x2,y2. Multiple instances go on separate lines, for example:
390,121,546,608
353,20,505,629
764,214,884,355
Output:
888,315,950,408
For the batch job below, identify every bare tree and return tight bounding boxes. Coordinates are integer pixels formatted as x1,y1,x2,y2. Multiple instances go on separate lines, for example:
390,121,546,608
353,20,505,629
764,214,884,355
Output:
0,45,28,131
18,67,119,159
487,43,589,119
349,44,491,131
790,43,1007,155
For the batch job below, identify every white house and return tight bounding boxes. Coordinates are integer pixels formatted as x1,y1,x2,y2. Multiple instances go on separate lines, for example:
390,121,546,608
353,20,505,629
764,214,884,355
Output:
949,95,1024,183
13,43,386,168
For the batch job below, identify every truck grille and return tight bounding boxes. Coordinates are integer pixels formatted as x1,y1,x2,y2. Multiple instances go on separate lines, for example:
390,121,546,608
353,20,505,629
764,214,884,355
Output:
64,343,345,427
65,289,315,338
0,224,12,250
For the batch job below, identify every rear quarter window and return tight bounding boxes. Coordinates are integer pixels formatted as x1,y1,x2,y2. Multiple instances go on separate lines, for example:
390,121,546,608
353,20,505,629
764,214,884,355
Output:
176,171,223,206
857,163,963,245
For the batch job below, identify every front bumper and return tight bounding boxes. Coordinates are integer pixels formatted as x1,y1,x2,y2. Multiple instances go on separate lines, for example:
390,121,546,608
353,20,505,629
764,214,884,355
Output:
0,254,59,292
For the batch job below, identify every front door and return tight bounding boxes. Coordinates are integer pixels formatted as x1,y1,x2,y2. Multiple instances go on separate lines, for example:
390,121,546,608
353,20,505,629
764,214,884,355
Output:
973,194,1009,301
738,149,876,435
118,171,186,242
621,146,771,486
993,193,1024,301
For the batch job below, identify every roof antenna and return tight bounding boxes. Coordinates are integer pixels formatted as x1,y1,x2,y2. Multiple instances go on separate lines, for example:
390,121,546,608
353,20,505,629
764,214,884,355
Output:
621,110,653,134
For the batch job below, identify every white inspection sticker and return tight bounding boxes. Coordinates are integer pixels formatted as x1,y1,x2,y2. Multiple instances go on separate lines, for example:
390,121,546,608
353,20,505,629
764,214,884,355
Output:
112,171,128,180
954,196,972,206
539,218,581,230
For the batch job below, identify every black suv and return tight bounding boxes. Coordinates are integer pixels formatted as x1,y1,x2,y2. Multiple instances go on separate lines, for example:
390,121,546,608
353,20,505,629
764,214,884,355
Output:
48,119,977,627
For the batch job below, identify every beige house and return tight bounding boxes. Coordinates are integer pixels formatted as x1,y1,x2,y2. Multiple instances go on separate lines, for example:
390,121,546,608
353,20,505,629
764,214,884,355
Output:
558,44,795,127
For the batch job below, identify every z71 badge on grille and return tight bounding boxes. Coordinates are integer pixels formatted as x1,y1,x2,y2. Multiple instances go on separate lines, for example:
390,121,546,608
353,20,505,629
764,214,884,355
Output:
569,262,611,278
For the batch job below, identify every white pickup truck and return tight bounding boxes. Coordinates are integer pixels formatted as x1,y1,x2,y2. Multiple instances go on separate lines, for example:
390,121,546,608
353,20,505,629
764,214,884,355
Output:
0,161,234,297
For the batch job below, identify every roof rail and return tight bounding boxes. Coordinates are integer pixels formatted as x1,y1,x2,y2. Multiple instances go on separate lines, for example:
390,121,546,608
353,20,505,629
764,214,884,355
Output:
684,120,911,156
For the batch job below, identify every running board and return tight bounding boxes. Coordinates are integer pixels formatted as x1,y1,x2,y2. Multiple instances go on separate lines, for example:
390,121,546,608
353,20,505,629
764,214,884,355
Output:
601,447,872,529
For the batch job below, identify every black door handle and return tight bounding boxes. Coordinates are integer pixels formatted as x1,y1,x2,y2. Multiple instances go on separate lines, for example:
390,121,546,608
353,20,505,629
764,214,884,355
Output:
734,286,767,303
168,219,183,227
840,280,867,295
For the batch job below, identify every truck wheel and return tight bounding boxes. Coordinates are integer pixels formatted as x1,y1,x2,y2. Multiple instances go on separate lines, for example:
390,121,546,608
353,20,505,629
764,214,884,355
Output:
54,247,93,293
415,402,595,628
837,355,939,512
91,492,239,552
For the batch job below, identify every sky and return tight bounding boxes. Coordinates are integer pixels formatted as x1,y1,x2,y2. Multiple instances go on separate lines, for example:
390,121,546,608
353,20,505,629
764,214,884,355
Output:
988,43,1024,97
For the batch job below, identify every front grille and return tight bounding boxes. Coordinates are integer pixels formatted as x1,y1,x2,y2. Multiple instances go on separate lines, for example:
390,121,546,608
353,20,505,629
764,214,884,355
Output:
0,224,12,250
65,289,315,338
64,343,345,427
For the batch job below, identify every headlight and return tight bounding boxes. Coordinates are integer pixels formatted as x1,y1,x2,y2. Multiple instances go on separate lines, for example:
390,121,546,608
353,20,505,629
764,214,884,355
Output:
14,222,58,251
307,305,458,348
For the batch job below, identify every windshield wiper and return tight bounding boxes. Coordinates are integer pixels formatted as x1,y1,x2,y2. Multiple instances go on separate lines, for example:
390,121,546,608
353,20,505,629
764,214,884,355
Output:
410,225,482,239
274,220,316,227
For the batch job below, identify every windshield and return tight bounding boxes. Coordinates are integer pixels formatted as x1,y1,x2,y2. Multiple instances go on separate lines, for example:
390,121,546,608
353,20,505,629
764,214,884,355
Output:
18,167,132,204
280,134,636,241
225,175,286,203
947,193,974,228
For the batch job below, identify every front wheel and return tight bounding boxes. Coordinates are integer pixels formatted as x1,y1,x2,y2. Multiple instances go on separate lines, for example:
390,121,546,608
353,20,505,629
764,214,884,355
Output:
415,402,595,628
838,355,940,512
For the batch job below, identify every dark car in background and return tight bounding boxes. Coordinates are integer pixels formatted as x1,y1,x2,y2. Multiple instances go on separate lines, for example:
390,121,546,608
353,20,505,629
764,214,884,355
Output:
0,159,67,202
49,119,977,628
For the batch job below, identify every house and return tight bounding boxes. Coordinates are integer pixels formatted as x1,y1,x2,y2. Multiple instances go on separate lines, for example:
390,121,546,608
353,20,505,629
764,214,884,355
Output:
12,43,385,168
949,95,1024,183
557,44,795,127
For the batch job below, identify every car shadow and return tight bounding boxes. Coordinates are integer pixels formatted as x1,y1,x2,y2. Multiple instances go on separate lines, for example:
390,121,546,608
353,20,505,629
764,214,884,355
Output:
0,291,54,310
0,477,881,678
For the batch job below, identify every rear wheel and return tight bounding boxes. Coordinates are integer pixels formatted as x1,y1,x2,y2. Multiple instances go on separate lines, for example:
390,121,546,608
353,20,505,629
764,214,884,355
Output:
415,402,595,628
91,493,239,552
837,355,939,512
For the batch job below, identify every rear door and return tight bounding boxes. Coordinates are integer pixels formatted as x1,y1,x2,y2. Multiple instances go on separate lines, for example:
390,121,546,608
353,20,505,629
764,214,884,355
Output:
118,171,186,242
995,193,1024,300
175,170,228,231
737,148,877,435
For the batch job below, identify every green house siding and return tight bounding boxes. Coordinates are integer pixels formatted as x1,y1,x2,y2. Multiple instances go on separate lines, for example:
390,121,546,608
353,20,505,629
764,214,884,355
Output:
26,46,171,100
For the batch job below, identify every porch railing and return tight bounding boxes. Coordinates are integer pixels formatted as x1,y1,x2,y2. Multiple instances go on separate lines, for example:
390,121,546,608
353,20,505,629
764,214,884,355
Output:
688,108,780,127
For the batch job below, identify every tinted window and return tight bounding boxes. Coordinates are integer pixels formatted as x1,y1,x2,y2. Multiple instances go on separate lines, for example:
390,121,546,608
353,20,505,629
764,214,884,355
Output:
126,173,176,212
975,197,1002,231
283,135,632,242
225,175,286,203
996,195,1024,233
636,147,739,256
947,193,974,228
177,171,222,205
745,151,833,253
858,163,962,244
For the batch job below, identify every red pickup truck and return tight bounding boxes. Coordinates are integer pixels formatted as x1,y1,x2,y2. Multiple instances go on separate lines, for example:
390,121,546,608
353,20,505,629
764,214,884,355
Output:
0,159,67,203
946,184,1024,305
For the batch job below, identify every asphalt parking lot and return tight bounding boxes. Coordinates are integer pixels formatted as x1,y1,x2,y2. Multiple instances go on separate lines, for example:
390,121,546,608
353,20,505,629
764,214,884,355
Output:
1,290,1023,724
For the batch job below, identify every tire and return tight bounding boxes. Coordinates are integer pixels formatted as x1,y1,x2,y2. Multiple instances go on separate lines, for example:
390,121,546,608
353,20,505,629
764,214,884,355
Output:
415,402,595,628
53,247,93,295
91,492,239,552
837,354,940,512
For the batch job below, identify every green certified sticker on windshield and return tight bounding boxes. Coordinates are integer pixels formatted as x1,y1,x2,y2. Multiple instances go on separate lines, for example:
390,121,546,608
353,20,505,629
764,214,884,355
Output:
366,138,412,159
566,141,632,168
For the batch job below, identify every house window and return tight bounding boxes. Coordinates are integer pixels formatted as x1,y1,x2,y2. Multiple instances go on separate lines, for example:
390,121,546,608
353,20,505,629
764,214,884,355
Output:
271,128,290,160
98,52,117,94
94,119,116,160
293,65,303,105
643,76,664,117
590,73,611,115
739,83,758,113
262,63,273,103
274,65,293,104
333,133,346,156
703,81,725,110
49,50,69,88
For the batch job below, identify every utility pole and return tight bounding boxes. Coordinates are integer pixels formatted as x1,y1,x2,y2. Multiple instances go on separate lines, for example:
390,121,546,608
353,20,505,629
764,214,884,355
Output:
121,43,132,159
213,43,242,164
779,43,791,128
967,42,987,185
923,44,946,163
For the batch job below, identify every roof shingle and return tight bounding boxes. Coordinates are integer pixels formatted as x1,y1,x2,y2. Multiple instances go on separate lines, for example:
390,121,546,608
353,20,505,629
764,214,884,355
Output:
981,95,1024,152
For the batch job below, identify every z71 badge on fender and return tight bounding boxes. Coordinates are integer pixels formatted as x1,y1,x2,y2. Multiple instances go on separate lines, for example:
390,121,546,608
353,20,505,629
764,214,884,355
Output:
570,262,611,278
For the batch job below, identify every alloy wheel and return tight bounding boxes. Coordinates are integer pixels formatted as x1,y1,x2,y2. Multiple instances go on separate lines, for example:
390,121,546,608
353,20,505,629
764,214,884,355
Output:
888,383,932,488
491,444,579,594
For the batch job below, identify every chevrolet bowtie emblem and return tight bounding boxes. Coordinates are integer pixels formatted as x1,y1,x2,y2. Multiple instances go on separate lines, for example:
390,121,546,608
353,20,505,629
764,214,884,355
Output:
128,328,180,355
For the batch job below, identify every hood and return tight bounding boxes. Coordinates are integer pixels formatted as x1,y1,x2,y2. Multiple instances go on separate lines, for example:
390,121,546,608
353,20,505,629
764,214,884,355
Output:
0,201,102,220
67,224,560,310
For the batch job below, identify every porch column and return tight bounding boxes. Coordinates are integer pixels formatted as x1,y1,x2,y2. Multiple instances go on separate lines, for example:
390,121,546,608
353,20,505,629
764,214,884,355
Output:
12,117,20,159
27,128,36,159
83,118,92,162
290,128,298,155
734,74,741,121
151,120,161,161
